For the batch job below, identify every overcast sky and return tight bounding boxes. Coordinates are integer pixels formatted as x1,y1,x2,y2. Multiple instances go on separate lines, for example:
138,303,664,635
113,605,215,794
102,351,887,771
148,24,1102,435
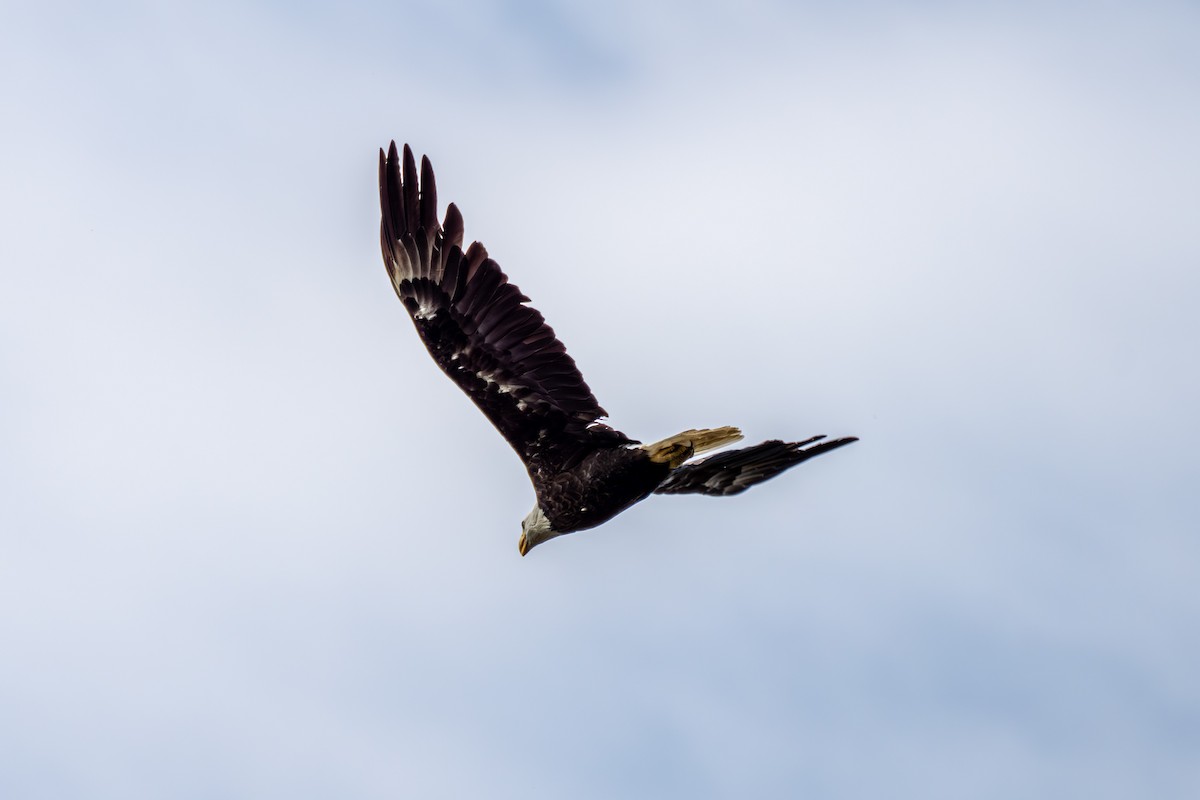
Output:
2,1,1198,798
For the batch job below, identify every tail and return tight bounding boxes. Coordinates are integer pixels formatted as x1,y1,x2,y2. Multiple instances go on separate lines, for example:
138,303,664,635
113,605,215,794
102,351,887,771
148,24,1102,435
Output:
642,426,744,469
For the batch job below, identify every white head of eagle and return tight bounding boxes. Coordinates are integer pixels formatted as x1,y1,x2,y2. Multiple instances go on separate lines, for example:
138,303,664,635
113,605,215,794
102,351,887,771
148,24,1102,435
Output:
519,505,556,557
379,142,857,556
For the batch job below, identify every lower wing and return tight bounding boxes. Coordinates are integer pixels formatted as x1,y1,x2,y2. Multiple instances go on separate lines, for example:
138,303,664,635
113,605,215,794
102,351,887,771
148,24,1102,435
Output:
653,436,858,496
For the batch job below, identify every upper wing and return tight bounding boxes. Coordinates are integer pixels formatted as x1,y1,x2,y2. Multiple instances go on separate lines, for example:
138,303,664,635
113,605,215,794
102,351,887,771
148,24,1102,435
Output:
379,142,628,473
654,436,858,496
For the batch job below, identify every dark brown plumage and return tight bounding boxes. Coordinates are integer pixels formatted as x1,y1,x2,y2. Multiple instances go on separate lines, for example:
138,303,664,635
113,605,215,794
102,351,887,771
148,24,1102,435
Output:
378,142,856,555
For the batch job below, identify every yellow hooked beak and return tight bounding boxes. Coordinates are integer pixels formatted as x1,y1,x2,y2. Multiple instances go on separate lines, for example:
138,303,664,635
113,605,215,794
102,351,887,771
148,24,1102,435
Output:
518,533,529,557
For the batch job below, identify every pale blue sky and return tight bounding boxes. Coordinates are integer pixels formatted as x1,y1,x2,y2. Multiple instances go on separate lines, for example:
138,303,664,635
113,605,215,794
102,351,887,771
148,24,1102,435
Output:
2,1,1198,798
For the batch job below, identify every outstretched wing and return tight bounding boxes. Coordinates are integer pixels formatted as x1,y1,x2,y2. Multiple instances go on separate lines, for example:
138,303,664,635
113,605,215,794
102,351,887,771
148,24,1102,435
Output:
379,142,628,473
654,436,857,496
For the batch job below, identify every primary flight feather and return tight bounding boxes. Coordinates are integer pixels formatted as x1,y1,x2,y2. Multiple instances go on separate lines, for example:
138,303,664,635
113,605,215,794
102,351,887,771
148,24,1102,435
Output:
379,142,856,555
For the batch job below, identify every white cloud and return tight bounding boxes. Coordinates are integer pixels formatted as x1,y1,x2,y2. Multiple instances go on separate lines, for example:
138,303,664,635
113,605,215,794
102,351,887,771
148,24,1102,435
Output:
2,1,1198,798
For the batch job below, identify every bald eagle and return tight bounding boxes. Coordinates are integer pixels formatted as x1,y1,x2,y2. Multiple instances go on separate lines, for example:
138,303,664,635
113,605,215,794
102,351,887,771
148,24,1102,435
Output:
379,142,856,556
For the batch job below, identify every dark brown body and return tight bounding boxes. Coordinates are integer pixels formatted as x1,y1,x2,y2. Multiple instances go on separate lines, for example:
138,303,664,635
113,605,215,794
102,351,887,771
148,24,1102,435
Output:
534,446,670,533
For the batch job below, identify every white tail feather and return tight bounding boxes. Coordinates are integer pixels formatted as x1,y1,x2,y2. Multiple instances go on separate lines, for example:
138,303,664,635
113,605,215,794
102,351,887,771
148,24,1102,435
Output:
642,426,744,468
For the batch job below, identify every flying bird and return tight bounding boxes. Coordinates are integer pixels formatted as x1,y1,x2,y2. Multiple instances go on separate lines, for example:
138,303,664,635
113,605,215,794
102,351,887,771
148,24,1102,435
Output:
379,142,856,555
